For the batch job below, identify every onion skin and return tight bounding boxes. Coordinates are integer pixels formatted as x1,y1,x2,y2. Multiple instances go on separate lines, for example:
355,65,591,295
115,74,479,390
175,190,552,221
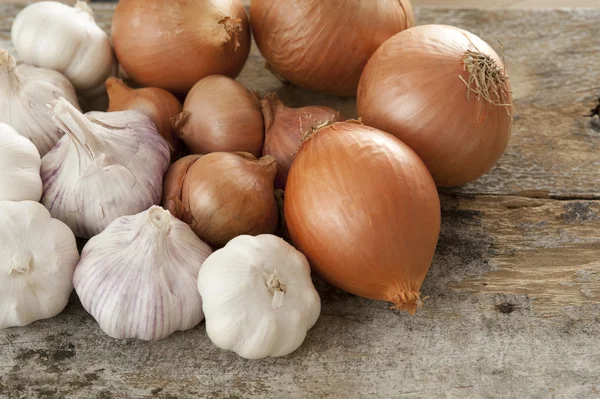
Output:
261,93,343,188
106,77,183,158
357,25,513,187
285,122,440,314
173,75,264,157
163,152,278,247
112,0,250,94
250,0,414,97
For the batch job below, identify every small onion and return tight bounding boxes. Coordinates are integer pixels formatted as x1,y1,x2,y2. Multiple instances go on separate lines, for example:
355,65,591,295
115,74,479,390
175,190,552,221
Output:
173,75,264,157
357,25,513,187
285,122,440,314
112,0,250,94
162,152,278,247
106,77,183,158
261,93,343,188
250,0,414,96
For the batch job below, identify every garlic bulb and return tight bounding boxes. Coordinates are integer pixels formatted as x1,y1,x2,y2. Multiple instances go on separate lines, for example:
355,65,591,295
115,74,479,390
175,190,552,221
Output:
0,201,79,329
0,49,80,156
0,123,42,202
41,97,170,238
198,234,321,359
74,206,212,341
11,1,116,94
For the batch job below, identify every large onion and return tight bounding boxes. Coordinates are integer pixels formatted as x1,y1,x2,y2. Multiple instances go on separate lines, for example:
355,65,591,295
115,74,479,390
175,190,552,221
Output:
250,0,414,97
357,25,513,187
285,122,440,314
112,0,250,94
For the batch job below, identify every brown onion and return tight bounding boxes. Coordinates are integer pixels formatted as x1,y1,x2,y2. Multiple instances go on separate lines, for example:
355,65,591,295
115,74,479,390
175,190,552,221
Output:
250,0,414,97
261,93,343,188
173,75,264,156
162,152,278,247
357,25,513,187
285,122,440,314
111,0,250,94
106,77,183,158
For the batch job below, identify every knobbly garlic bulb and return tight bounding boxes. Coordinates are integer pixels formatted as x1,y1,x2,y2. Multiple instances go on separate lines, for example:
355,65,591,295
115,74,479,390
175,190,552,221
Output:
198,235,321,359
74,206,212,341
11,1,116,94
0,123,42,202
41,97,170,238
0,50,80,156
0,201,79,329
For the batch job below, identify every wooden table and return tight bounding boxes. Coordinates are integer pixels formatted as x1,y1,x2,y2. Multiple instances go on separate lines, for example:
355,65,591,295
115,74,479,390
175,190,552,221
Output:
2,2,600,398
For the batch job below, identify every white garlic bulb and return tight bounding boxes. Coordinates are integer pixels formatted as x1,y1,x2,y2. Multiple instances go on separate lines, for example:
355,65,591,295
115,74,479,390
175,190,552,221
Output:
41,97,170,238
0,201,79,329
0,49,80,156
0,123,42,202
74,206,212,341
11,1,116,94
198,234,321,359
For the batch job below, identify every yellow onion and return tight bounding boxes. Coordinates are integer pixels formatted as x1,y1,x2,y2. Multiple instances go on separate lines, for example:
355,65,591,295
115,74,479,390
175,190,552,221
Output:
111,0,250,94
106,77,183,158
250,0,414,96
173,75,264,157
285,122,440,314
162,152,278,247
261,93,343,188
358,25,513,187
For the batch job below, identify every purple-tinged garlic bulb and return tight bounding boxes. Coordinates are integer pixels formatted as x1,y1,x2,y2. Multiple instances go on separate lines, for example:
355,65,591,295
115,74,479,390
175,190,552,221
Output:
74,206,212,341
41,97,170,238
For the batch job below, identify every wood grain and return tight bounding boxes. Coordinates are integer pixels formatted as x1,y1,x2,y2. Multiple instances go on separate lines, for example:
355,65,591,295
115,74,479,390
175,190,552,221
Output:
1,3,600,399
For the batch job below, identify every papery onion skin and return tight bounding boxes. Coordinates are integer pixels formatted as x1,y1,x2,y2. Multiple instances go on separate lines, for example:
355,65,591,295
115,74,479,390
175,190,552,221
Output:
261,93,343,188
173,75,264,157
106,77,183,158
357,24,513,187
250,0,414,97
164,152,278,247
112,0,250,94
285,122,440,314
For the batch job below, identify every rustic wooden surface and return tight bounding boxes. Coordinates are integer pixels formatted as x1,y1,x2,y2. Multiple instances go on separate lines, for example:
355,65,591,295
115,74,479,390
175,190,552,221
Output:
2,3,600,399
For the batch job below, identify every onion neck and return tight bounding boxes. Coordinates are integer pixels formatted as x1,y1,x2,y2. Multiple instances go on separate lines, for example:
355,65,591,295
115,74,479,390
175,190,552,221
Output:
219,16,242,50
0,50,20,93
390,291,422,315
106,77,134,110
9,251,32,275
265,271,287,309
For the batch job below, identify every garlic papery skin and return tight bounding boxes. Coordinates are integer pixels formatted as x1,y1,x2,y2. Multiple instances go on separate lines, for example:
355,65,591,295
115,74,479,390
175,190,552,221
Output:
0,123,42,202
198,234,321,359
73,206,212,341
41,97,170,238
11,1,116,94
0,49,80,156
0,201,79,329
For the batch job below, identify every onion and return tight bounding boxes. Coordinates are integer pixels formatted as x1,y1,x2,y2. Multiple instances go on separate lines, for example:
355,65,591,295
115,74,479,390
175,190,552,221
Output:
261,93,343,188
162,152,278,247
106,77,183,158
111,0,250,94
250,0,414,96
285,122,440,314
173,75,264,157
357,25,513,187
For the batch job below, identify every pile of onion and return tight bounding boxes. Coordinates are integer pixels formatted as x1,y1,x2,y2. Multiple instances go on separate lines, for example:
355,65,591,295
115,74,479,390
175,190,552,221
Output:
261,93,343,188
173,75,264,157
357,25,513,187
285,122,440,313
106,77,183,158
250,0,414,97
111,0,250,94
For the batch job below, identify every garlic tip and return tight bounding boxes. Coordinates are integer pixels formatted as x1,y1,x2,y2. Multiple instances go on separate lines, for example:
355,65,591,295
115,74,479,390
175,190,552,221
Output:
148,206,171,230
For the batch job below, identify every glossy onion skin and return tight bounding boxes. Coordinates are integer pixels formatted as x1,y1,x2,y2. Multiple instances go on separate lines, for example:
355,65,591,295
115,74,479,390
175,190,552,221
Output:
357,25,513,187
250,0,414,97
285,122,440,314
112,0,251,94
175,75,264,156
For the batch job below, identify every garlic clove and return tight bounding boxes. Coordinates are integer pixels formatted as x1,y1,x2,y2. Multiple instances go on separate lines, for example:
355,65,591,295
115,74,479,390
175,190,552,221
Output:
0,201,79,329
41,97,170,238
74,206,212,341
